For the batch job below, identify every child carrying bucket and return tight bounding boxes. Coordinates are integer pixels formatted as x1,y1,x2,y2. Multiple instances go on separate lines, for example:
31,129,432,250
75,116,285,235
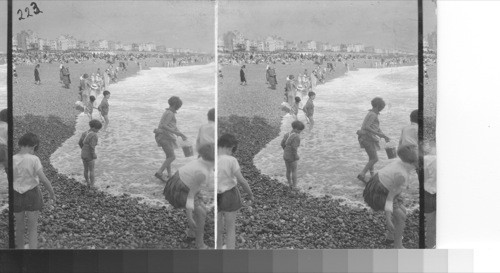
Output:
163,143,214,249
363,145,418,249
356,97,391,183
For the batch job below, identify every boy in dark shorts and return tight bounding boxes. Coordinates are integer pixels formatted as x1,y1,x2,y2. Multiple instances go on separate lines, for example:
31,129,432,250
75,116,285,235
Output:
14,133,56,249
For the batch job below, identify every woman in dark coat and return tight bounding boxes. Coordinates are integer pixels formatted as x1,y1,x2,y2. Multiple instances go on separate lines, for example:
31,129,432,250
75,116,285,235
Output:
61,65,71,89
34,64,41,85
268,66,277,90
240,65,246,86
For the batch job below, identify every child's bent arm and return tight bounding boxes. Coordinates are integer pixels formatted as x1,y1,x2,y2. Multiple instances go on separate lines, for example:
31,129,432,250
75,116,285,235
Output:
235,169,254,201
37,169,56,201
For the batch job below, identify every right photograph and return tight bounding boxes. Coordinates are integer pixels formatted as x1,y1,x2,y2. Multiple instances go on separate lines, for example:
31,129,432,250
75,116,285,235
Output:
217,0,422,249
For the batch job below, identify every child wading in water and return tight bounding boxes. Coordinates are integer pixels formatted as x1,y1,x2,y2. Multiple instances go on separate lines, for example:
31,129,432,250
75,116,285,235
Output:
98,90,110,128
163,144,214,249
85,95,96,120
357,97,391,183
281,120,305,189
79,120,103,188
303,91,315,129
217,134,254,249
14,133,56,249
290,96,301,121
363,145,418,249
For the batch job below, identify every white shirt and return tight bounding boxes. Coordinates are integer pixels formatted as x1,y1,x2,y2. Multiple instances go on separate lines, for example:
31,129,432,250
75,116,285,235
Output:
178,158,212,191
196,121,215,151
377,159,415,196
424,155,437,194
13,153,43,194
217,155,240,193
399,122,418,148
0,122,7,145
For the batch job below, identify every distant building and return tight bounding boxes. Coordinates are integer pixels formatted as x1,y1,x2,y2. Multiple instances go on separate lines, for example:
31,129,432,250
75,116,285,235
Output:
132,43,139,51
427,31,437,52
77,40,90,50
166,47,175,53
286,41,297,51
331,45,341,52
157,45,166,52
12,36,18,51
265,36,276,52
108,40,116,51
306,40,316,51
365,46,375,53
17,31,29,51
122,44,132,51
49,40,57,51
98,40,108,50
223,31,236,52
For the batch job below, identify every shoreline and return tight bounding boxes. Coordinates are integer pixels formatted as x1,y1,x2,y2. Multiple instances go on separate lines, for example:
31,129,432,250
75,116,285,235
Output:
218,60,419,248
8,61,214,249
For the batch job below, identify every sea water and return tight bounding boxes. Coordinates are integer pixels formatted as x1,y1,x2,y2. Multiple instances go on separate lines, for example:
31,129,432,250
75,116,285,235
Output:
51,64,215,208
254,66,418,209
0,65,6,211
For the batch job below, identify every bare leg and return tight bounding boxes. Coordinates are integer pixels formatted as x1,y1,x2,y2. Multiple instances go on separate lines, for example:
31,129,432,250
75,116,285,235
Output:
83,160,90,186
393,206,406,249
216,211,224,248
88,160,95,187
14,212,25,249
360,146,378,177
26,211,40,249
194,204,207,249
425,211,436,248
290,161,298,188
285,161,292,187
224,211,237,249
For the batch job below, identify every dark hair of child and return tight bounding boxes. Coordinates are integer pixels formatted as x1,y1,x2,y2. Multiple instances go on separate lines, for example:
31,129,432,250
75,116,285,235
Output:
198,143,215,162
410,109,418,123
0,109,7,122
89,119,103,130
397,145,418,164
295,97,301,103
291,120,305,131
89,96,96,102
168,96,183,109
371,97,386,110
207,108,215,122
218,134,238,153
18,133,40,151
308,91,316,97
103,90,111,97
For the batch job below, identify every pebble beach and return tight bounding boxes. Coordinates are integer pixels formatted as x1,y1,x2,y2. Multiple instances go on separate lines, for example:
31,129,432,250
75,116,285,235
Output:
218,59,420,249
8,60,214,249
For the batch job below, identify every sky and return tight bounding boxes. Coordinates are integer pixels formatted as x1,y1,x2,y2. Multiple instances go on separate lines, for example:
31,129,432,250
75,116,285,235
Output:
219,0,437,54
8,0,215,53
0,0,438,54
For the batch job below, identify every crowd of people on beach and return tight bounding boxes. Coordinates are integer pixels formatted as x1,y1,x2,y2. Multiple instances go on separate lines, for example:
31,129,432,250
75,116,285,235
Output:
219,51,416,68
13,51,214,68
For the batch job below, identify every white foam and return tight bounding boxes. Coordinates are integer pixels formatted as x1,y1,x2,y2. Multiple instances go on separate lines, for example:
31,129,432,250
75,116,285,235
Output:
254,66,419,209
50,63,215,208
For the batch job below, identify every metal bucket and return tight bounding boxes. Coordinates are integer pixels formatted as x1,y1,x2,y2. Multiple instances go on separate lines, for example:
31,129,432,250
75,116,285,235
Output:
182,145,194,157
385,146,397,159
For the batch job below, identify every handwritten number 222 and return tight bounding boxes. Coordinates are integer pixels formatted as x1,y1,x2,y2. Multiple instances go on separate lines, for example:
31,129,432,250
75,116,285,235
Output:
18,2,43,20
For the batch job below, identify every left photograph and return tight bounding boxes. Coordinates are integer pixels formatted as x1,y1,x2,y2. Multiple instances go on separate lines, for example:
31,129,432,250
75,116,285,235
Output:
12,1,215,249
0,0,8,249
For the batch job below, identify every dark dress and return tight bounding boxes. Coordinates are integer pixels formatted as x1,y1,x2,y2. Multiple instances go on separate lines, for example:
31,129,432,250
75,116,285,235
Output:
268,69,277,89
34,68,40,82
62,67,71,87
240,68,246,83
